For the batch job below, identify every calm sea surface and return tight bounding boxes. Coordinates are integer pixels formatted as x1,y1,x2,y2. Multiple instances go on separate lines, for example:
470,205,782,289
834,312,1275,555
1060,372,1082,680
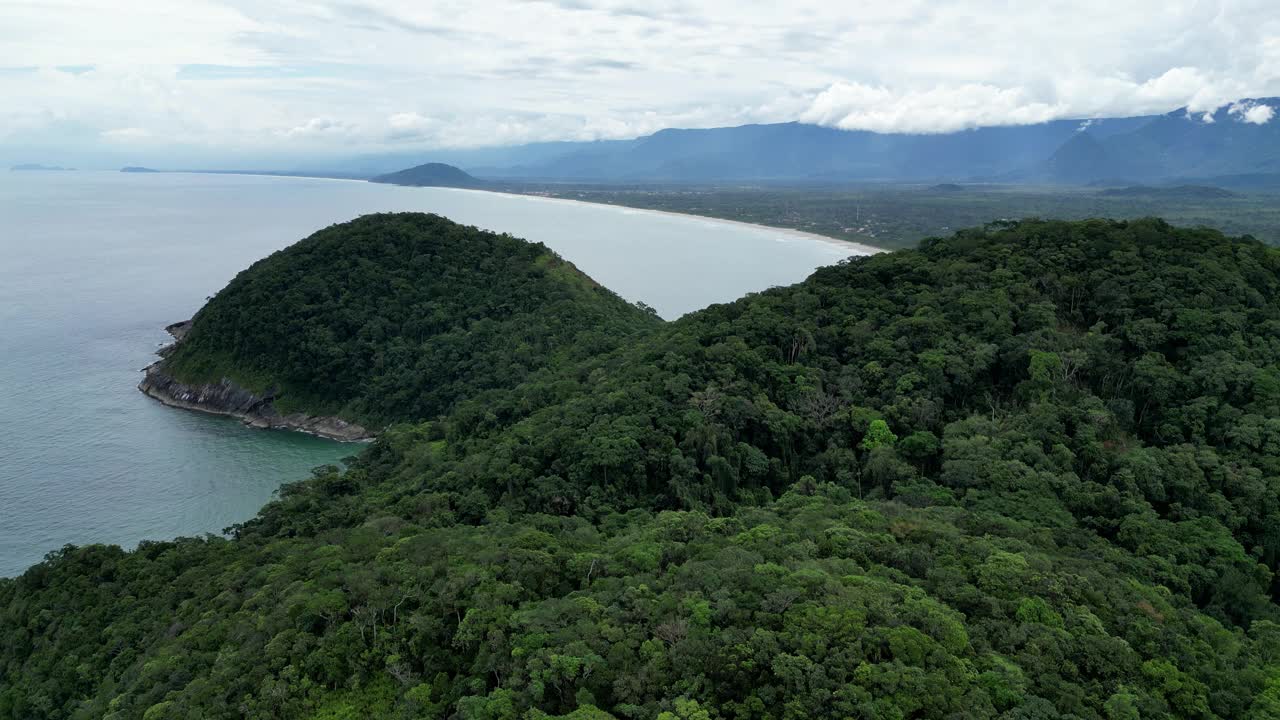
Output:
0,171,866,576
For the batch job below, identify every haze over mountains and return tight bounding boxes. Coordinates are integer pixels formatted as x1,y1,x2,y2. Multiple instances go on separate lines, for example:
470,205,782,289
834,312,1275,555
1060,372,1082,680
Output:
354,98,1280,188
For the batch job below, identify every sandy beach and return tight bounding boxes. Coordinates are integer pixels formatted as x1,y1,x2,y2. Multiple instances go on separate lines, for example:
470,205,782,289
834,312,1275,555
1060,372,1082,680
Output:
427,185,887,256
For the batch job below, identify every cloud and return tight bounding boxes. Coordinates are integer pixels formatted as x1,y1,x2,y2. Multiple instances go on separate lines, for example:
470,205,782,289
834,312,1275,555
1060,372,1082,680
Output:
101,127,151,140
327,2,450,35
388,112,431,129
798,61,1279,134
1244,104,1276,124
282,117,360,140
800,82,1062,134
2,0,1280,162
386,111,435,140
1229,100,1275,124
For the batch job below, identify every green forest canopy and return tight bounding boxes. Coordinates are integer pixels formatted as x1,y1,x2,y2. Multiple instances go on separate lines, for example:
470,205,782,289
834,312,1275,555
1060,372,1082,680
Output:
164,213,660,425
3,216,1280,720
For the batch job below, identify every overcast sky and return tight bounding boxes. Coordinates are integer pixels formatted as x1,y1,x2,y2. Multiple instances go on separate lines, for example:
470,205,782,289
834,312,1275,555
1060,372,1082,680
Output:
2,0,1278,166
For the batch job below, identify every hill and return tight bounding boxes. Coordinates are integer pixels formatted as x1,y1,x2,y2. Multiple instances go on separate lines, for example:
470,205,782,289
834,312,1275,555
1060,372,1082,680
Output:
370,162,484,188
148,213,659,432
4,218,1280,719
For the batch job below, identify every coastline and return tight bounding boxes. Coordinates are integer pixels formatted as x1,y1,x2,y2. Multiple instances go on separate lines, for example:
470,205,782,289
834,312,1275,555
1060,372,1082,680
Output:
416,185,887,256
165,169,883,255
125,173,880,442
170,170,371,184
138,321,374,443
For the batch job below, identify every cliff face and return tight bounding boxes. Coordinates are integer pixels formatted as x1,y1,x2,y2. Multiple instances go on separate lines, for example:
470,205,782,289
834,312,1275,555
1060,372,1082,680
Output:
138,322,373,442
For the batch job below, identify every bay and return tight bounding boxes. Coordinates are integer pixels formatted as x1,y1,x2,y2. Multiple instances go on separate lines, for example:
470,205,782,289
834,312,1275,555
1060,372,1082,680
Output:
0,171,869,576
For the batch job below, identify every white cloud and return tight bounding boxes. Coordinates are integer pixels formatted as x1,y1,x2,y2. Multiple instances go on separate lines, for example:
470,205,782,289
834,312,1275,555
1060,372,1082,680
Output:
386,112,435,140
1229,100,1275,124
1245,104,1276,123
388,112,432,130
282,117,360,140
1,0,1279,161
101,127,151,140
800,82,1062,134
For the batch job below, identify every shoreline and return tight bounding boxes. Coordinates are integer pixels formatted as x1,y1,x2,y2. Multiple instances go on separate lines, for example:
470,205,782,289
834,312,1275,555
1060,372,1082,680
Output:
408,185,886,255
169,170,371,184
152,169,884,254
138,322,374,443
138,367,373,443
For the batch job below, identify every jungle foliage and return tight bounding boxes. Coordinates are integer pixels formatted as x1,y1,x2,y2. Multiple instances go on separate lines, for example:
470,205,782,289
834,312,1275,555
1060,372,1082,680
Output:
4,217,1280,720
164,213,659,424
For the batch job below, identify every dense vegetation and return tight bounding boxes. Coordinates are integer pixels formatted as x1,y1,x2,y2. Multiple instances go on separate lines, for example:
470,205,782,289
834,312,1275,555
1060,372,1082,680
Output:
4,218,1280,719
498,183,1280,250
164,213,659,425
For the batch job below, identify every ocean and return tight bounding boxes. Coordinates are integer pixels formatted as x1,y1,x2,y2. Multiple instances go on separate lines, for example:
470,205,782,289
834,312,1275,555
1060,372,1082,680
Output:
0,170,868,575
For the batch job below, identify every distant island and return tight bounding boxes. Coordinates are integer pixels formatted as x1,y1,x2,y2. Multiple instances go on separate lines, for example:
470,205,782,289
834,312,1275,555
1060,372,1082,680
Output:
1098,184,1241,200
120,166,160,173
370,162,485,188
10,163,75,171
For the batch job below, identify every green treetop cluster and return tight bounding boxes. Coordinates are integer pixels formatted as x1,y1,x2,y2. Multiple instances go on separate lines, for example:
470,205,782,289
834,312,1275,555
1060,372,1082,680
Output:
164,212,660,425
3,216,1280,719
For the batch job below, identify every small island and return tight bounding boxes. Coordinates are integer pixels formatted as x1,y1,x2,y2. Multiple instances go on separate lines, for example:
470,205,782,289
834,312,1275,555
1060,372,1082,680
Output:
120,166,160,173
370,161,485,188
10,163,75,171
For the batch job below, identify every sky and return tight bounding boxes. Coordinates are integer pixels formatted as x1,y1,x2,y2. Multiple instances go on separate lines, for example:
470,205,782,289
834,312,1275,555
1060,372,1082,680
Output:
2,0,1279,167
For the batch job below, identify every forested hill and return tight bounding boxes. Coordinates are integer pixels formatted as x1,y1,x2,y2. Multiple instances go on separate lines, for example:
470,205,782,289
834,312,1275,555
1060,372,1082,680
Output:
5,218,1280,719
163,213,660,425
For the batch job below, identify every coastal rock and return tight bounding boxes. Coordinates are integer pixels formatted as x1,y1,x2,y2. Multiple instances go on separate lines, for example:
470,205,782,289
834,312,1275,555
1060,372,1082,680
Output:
165,319,193,341
138,321,374,442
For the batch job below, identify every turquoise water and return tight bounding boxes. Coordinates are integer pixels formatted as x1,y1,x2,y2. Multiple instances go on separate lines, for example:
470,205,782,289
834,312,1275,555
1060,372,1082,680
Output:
0,171,864,576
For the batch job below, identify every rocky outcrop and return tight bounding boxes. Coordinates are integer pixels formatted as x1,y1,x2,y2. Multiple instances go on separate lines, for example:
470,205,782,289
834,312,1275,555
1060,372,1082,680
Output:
138,321,374,442
164,319,193,343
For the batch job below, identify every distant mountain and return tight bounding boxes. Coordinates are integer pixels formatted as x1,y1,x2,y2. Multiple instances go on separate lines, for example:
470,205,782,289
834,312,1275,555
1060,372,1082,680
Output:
341,99,1280,186
120,166,159,173
1098,185,1241,200
1043,99,1280,183
1175,173,1280,190
467,118,1153,183
10,163,74,171
370,162,484,188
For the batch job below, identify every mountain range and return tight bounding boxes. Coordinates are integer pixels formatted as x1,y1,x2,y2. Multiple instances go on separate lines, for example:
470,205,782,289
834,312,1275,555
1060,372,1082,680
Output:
357,98,1280,187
